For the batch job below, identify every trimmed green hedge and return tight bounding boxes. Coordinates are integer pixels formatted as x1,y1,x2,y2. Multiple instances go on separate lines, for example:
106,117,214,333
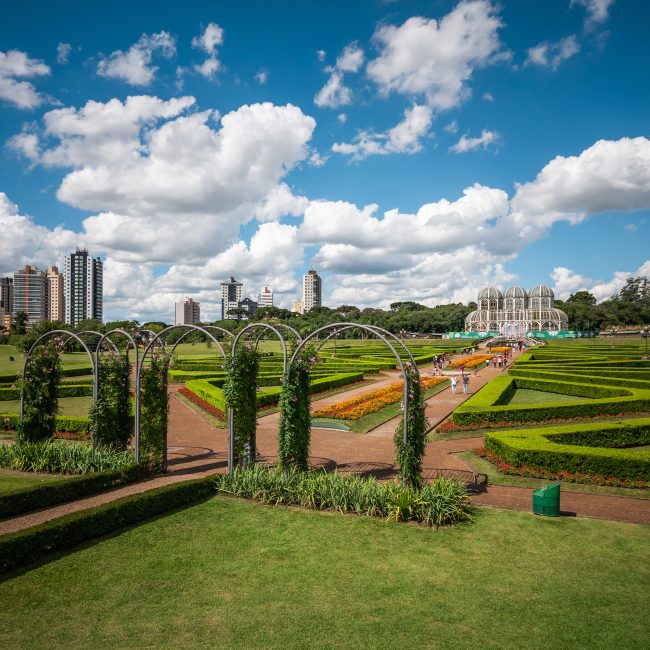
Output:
185,371,364,413
0,477,215,574
452,376,650,426
0,383,93,400
508,368,650,390
1,413,90,434
0,366,92,384
0,464,147,519
484,418,650,481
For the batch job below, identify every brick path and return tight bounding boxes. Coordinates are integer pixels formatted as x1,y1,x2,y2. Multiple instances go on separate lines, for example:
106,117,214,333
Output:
1,349,649,535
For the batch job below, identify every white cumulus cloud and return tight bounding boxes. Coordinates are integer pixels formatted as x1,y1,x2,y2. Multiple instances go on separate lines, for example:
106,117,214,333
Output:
191,23,224,79
525,35,580,70
97,32,176,86
0,50,51,109
450,128,498,153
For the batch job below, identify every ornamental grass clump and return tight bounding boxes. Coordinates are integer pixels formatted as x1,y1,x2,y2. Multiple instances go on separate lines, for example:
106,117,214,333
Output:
213,465,472,528
0,440,134,474
17,338,64,443
223,345,260,467
91,352,132,451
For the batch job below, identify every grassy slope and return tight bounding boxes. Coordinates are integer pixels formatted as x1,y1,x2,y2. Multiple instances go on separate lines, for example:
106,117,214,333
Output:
507,389,591,404
0,497,648,649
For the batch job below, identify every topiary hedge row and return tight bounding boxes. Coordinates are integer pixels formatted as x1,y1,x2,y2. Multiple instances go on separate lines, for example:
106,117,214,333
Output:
0,383,93,400
1,413,90,434
0,464,148,519
484,418,650,481
452,376,650,426
185,372,364,413
0,476,215,574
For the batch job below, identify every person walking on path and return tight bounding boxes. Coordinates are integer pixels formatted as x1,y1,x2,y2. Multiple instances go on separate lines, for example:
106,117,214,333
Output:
450,375,458,394
462,373,470,394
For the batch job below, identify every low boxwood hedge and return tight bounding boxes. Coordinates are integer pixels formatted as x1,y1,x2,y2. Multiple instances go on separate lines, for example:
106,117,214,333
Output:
0,464,148,519
0,383,93,400
0,476,215,574
1,413,90,434
484,418,650,481
508,368,650,390
452,376,650,426
185,371,364,413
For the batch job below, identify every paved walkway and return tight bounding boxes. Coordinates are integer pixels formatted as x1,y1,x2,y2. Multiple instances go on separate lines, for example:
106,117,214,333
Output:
1,349,649,535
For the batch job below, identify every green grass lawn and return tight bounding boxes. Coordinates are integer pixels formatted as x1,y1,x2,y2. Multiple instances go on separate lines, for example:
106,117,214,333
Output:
0,468,63,495
0,345,91,377
0,497,648,648
506,388,591,405
0,396,92,418
457,450,650,500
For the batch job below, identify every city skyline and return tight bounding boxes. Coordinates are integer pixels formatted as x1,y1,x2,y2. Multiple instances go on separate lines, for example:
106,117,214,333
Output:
1,1,649,322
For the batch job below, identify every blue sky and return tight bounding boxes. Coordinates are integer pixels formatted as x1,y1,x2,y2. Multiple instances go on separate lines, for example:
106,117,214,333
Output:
1,0,649,321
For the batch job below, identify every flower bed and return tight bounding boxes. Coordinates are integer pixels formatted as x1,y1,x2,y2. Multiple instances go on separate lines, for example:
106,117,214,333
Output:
312,377,447,420
178,386,226,419
446,354,494,368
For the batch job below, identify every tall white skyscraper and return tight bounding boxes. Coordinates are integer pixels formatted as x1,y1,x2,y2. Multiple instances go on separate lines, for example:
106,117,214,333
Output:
258,286,273,307
220,276,243,320
303,269,322,313
64,249,103,325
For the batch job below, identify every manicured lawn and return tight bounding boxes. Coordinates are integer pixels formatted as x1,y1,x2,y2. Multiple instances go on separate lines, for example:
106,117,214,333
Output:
0,345,91,377
0,396,92,418
0,497,647,648
507,388,590,405
0,468,63,495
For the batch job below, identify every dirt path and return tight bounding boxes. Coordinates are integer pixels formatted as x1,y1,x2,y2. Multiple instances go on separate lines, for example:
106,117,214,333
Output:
2,349,649,534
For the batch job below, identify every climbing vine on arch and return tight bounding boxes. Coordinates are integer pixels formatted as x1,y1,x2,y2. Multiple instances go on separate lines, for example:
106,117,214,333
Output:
140,352,170,469
223,344,259,467
278,346,318,471
393,363,427,487
18,337,64,443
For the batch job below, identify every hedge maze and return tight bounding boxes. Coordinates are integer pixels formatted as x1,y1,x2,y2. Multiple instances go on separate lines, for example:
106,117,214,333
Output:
452,342,650,484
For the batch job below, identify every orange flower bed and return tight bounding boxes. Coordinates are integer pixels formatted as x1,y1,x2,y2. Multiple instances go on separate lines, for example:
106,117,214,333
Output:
313,376,447,420
490,346,512,353
446,354,494,368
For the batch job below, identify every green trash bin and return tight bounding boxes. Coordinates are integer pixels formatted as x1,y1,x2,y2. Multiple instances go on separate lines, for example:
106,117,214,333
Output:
532,483,560,517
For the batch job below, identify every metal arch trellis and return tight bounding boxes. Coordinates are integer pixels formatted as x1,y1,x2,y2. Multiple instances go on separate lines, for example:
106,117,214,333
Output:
137,324,228,469
96,329,139,458
314,324,419,369
252,322,302,352
167,325,234,360
289,323,416,453
19,329,97,423
228,322,289,473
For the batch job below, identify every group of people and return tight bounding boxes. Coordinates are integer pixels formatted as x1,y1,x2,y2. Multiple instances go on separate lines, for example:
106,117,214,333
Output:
430,353,450,376
488,353,508,369
450,372,470,395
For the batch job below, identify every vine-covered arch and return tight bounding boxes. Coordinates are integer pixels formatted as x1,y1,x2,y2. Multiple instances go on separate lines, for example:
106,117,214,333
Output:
137,324,228,469
227,323,289,472
96,329,139,457
285,323,424,485
19,330,97,436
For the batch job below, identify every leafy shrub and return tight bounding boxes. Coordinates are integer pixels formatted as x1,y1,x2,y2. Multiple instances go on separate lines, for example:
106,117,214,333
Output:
0,440,134,474
214,465,472,528
1,413,90,434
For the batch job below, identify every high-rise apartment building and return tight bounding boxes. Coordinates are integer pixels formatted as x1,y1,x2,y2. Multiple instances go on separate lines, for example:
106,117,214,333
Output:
221,276,243,320
0,277,13,315
258,286,273,307
47,265,65,323
303,269,322,313
13,265,47,327
64,249,103,325
291,301,305,315
175,297,201,325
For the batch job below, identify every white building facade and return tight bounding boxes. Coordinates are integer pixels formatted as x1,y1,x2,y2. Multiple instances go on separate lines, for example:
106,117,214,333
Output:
303,269,321,313
64,249,103,325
